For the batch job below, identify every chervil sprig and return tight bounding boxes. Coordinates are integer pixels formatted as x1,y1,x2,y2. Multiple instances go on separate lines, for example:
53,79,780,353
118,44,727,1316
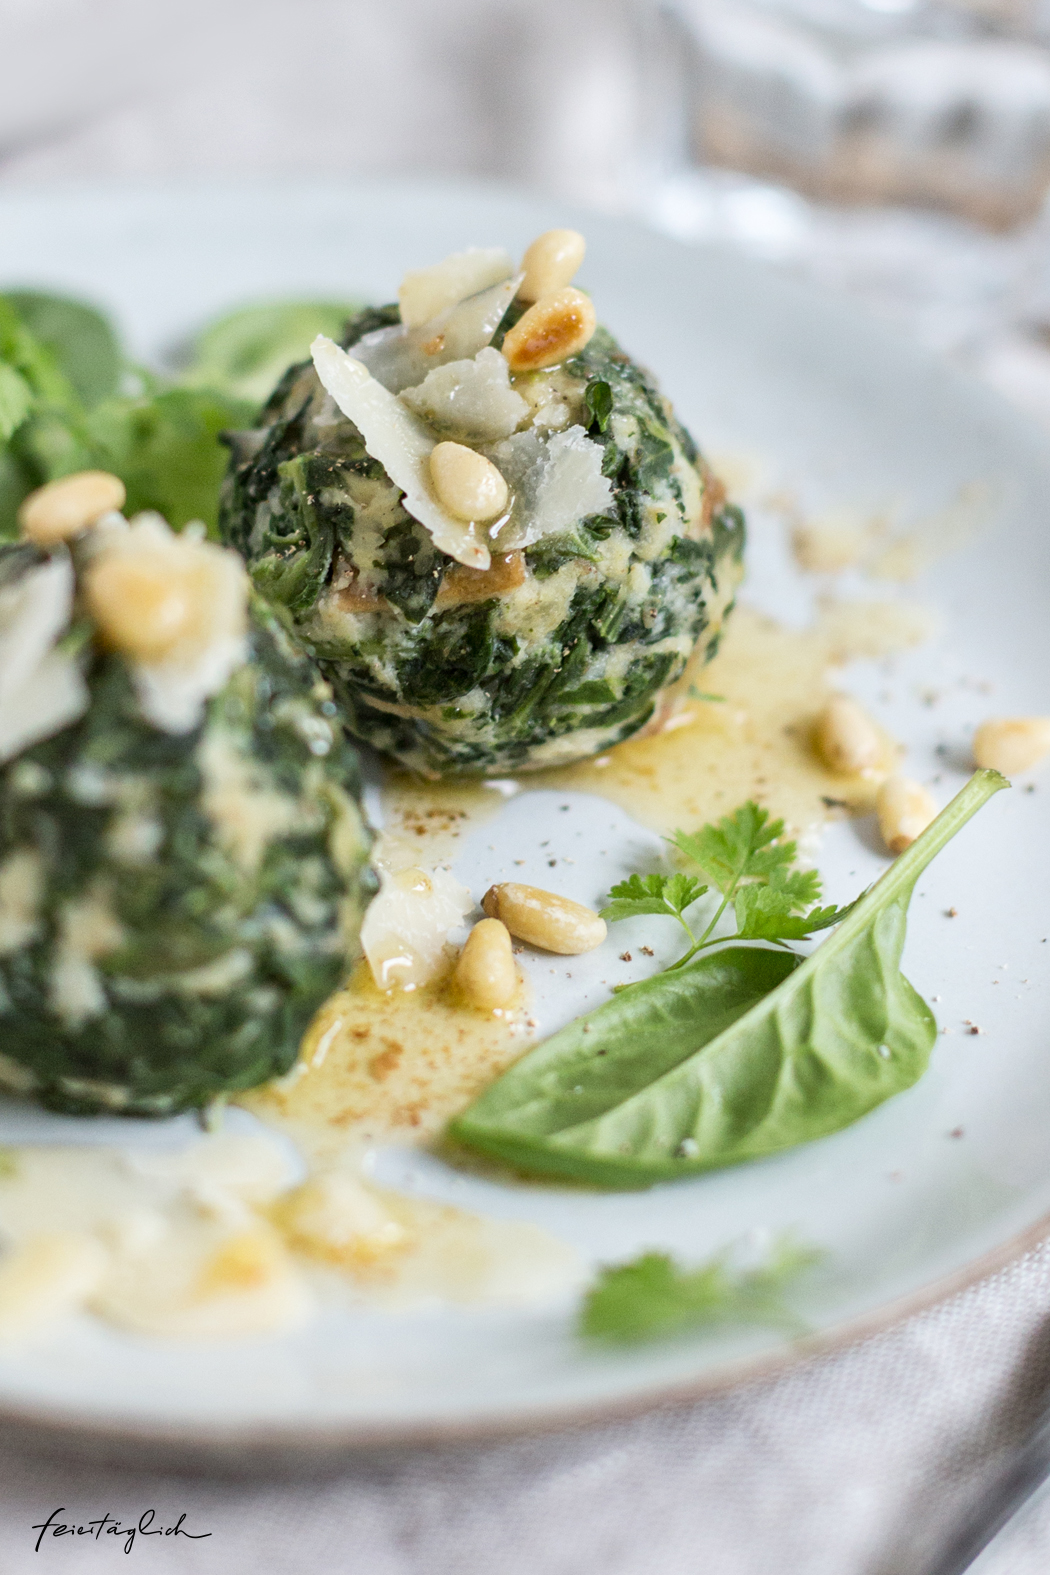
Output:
601,800,854,971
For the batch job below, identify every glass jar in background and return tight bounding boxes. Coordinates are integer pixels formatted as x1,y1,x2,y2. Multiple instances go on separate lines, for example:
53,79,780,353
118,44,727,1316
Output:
624,0,1050,425
657,0,1050,228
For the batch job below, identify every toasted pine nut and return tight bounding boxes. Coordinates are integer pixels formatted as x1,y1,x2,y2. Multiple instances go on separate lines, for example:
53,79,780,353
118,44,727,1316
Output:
455,917,518,1010
876,776,937,856
430,442,509,523
482,882,606,954
518,229,586,304
973,717,1050,776
18,471,126,548
501,288,597,372
814,695,883,774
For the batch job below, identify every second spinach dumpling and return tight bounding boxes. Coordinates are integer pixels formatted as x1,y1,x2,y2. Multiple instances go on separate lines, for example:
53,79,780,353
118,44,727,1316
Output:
221,235,744,777
0,500,372,1116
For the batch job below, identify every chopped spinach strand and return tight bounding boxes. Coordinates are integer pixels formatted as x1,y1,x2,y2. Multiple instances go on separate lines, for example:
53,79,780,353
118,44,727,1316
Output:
584,377,613,432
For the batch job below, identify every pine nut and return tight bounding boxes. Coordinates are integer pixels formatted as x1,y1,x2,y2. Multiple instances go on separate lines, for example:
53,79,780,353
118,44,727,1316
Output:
430,442,509,523
973,717,1050,775
814,695,883,774
518,229,586,304
482,882,606,954
501,288,597,372
876,776,937,856
455,917,519,1010
18,471,126,548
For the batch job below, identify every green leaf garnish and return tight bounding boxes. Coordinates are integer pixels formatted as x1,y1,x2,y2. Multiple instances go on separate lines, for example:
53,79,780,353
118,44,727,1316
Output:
581,1238,819,1344
0,363,33,442
601,870,708,927
4,292,121,408
176,299,360,403
453,771,1008,1185
602,800,846,967
584,377,613,433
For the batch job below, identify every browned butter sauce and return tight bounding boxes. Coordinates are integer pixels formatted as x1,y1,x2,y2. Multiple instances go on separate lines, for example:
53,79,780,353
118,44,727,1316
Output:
245,597,930,1154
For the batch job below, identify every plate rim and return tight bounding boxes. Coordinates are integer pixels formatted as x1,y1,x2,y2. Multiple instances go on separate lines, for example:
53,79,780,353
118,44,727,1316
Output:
1,1204,1047,1464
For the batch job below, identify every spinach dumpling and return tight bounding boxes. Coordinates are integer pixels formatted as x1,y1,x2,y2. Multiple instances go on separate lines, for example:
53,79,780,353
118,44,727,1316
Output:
221,234,744,777
0,492,371,1116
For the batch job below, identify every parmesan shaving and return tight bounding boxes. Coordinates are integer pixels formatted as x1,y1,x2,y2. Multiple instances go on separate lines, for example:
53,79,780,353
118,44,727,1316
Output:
488,425,614,549
352,275,522,396
87,515,249,735
400,347,529,443
0,554,88,763
360,865,474,990
311,336,490,569
398,247,513,327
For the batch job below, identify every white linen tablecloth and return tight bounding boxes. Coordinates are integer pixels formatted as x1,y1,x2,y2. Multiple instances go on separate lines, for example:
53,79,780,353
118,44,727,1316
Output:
3,3,1050,1569
3,1244,1050,1574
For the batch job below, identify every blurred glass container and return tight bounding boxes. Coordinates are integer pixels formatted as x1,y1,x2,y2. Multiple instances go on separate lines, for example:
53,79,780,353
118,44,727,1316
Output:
659,0,1050,227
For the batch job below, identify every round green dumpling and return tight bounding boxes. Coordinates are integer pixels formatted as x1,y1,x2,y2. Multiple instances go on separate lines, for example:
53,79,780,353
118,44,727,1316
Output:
220,297,744,777
0,515,372,1117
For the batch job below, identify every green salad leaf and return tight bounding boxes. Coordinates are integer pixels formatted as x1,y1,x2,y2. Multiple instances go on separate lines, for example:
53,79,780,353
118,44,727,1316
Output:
4,291,121,407
581,1237,818,1344
84,386,255,533
178,299,360,402
0,362,33,441
0,290,354,538
453,770,1008,1186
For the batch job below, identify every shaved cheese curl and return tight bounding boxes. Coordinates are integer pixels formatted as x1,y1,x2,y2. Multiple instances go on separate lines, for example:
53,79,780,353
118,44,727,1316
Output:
310,337,490,570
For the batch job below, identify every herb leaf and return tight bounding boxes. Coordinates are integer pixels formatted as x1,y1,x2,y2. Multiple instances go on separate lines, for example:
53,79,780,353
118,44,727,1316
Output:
581,1238,818,1344
453,771,1008,1185
671,801,796,894
600,871,708,926
732,883,854,943
605,801,835,966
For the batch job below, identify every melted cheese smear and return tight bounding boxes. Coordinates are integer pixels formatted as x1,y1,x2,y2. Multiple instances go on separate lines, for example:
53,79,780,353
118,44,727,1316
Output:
0,1131,577,1343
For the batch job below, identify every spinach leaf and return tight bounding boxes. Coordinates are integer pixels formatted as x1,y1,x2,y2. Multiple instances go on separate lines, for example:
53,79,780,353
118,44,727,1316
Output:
584,377,613,433
581,1237,818,1344
179,299,360,403
84,386,255,534
452,944,801,1184
453,770,1007,1185
4,291,120,406
0,362,33,441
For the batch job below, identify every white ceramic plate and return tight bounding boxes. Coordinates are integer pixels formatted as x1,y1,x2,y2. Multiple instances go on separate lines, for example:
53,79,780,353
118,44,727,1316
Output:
1,178,1049,1458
